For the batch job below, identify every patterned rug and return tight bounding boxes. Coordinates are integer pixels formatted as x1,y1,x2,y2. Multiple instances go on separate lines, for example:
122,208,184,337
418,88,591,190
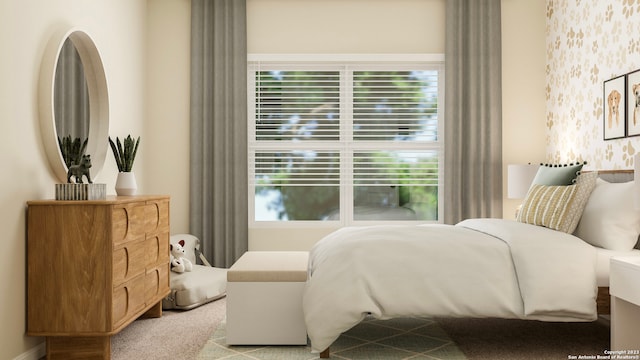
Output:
197,316,467,360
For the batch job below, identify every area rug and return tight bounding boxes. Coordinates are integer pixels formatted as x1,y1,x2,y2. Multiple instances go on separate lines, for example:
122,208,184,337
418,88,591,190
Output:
436,317,611,360
197,316,467,360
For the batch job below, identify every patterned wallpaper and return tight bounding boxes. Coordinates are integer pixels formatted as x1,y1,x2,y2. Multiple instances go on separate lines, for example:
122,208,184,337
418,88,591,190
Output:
546,0,640,170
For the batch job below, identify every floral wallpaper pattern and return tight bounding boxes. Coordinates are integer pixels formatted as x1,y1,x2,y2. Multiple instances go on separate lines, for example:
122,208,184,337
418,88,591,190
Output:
546,0,640,170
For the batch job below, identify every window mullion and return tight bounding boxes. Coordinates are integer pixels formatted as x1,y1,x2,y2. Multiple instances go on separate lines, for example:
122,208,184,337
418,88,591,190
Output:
342,66,354,225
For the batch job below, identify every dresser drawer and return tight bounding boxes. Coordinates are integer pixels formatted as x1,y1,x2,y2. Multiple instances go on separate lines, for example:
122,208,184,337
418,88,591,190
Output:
112,204,147,247
144,199,170,233
145,263,170,302
145,232,169,268
113,240,146,286
112,274,146,329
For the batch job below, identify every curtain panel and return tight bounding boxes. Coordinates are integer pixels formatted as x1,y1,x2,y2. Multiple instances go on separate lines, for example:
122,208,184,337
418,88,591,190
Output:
55,39,90,142
444,0,503,224
190,0,248,267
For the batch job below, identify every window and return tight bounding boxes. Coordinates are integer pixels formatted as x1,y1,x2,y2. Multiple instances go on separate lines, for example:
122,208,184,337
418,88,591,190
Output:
248,55,444,225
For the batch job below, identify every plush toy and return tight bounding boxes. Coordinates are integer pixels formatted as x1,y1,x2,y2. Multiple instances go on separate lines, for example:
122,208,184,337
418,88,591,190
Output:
170,240,193,273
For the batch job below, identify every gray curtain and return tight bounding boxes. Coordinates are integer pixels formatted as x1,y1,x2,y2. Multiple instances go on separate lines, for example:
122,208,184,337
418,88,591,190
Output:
55,38,90,144
190,0,248,267
444,0,503,224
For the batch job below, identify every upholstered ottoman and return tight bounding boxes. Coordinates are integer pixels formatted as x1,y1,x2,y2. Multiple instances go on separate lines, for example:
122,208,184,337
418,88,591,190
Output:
226,251,309,345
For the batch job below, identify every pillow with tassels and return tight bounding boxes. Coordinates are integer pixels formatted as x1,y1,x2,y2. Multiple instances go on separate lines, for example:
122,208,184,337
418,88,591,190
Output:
531,162,585,186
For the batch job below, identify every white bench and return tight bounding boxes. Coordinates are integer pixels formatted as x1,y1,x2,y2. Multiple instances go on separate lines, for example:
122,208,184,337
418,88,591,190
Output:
226,251,309,345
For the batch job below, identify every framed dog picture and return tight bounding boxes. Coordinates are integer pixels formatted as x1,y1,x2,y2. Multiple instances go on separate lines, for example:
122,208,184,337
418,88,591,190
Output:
627,69,640,137
604,75,626,140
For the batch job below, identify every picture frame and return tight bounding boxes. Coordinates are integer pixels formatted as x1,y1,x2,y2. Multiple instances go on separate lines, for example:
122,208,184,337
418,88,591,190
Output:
604,74,626,140
626,69,640,137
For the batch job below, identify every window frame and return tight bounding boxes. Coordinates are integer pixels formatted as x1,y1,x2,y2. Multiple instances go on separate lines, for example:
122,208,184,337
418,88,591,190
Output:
248,54,445,228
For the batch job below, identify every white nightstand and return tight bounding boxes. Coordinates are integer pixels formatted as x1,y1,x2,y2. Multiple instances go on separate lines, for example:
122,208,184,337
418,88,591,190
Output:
610,256,640,350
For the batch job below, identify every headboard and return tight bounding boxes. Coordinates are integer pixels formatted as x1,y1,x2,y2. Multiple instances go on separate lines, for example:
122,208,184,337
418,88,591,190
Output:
596,169,633,183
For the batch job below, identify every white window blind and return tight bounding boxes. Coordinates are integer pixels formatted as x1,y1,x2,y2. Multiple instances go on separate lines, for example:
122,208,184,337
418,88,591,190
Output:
255,150,340,186
249,58,443,224
352,70,439,141
255,70,340,141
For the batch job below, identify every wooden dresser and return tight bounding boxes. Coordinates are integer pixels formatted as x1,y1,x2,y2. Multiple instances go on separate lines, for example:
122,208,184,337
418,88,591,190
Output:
26,195,170,359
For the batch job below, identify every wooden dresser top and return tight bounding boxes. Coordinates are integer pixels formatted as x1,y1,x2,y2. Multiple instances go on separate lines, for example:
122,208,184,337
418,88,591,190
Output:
27,195,169,206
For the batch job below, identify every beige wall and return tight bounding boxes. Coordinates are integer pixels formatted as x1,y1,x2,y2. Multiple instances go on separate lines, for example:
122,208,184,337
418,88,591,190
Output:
145,0,192,234
0,0,147,358
501,0,547,219
247,0,445,54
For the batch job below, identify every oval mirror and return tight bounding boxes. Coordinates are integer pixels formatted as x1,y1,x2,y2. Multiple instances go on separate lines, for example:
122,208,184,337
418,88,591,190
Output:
39,28,109,183
54,38,90,170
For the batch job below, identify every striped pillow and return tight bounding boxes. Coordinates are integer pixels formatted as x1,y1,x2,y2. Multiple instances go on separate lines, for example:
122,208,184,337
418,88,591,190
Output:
517,184,578,232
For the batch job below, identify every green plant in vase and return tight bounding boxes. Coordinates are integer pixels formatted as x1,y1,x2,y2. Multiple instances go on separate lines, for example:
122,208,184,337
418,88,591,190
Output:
58,135,88,169
109,135,140,195
108,135,140,172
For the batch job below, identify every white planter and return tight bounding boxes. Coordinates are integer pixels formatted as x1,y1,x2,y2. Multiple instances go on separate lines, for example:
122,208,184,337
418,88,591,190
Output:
115,171,137,196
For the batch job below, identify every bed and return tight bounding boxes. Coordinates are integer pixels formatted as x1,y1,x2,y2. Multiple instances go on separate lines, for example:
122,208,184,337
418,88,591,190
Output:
303,169,640,357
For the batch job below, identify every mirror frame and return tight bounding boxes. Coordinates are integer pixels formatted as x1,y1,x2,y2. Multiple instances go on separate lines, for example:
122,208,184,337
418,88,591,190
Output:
39,28,109,182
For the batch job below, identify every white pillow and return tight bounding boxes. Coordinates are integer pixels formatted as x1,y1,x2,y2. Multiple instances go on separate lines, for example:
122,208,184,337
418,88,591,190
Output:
573,179,640,250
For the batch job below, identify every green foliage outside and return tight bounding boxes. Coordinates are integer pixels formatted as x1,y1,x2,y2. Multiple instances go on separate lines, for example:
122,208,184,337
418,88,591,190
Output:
255,70,439,221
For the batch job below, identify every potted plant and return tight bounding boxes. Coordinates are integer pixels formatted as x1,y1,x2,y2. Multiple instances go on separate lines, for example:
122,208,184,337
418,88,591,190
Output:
109,135,140,195
58,135,88,170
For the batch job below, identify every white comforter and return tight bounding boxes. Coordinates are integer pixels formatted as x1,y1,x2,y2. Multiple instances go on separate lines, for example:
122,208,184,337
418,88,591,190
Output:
303,218,598,353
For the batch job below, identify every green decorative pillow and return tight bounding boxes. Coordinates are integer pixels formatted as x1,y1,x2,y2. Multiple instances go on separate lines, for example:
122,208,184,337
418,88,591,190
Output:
517,184,578,232
531,162,585,186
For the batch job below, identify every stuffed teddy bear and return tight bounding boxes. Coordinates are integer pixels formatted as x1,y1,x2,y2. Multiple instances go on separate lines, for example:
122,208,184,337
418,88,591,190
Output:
170,239,193,273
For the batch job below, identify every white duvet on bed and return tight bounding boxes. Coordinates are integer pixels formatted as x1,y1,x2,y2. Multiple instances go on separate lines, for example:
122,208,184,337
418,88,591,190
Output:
303,218,598,353
595,247,640,286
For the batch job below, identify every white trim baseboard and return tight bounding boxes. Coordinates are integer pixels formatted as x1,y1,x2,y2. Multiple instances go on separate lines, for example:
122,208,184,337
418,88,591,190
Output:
13,342,45,360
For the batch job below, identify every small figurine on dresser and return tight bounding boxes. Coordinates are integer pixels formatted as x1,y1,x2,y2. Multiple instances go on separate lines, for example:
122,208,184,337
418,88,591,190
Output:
54,143,106,200
66,154,92,184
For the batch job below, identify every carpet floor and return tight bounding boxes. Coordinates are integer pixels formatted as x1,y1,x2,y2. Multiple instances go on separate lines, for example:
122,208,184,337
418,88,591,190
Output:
198,316,466,360
112,298,612,360
198,315,611,360
436,317,611,360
